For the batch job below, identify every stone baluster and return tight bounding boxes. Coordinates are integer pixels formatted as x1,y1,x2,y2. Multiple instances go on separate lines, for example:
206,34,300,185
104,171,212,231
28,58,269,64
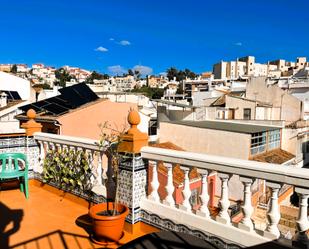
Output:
96,151,104,187
237,177,254,231
179,166,192,212
148,161,160,202
196,169,210,218
293,187,309,247
163,163,175,207
61,144,68,152
263,182,281,239
91,151,107,196
48,142,56,151
37,141,46,173
216,173,231,225
87,149,95,181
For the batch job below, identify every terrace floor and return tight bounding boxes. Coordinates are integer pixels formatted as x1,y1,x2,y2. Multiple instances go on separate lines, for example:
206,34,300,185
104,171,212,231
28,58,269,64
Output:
0,180,159,249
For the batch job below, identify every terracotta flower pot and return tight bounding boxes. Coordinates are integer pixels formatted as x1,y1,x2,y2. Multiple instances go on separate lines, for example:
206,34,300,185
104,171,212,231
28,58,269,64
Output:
89,202,129,243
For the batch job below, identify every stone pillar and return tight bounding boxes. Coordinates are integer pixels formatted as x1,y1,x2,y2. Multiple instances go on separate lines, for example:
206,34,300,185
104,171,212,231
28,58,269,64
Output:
117,110,148,224
21,109,42,175
21,109,42,136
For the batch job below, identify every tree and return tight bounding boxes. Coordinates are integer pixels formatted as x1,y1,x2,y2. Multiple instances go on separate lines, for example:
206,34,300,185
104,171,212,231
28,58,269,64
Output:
86,71,109,84
128,69,134,76
55,68,74,87
166,67,197,81
11,64,17,74
129,86,164,99
184,68,197,79
134,70,141,79
166,67,178,81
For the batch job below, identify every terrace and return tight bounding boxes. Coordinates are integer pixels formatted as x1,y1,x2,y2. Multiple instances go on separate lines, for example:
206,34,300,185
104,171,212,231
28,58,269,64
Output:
1,109,309,248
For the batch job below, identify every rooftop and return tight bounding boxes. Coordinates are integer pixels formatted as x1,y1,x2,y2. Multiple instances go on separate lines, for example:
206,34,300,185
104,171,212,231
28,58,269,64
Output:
17,83,99,120
152,99,197,109
251,148,295,164
164,120,281,134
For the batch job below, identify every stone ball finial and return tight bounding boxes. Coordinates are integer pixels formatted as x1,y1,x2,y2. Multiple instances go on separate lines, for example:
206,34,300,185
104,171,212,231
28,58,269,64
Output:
128,109,140,126
27,109,36,119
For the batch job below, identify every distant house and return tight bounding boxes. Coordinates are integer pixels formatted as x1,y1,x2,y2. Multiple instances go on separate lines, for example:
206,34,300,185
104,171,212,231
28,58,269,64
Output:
16,83,137,140
159,120,290,160
158,119,295,201
0,71,35,135
0,91,27,135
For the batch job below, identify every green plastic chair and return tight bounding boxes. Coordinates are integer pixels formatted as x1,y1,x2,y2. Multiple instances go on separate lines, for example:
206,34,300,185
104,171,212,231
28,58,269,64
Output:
0,153,29,199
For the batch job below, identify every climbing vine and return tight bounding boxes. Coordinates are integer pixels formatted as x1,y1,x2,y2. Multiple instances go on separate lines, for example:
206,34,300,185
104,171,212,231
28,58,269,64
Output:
42,149,93,193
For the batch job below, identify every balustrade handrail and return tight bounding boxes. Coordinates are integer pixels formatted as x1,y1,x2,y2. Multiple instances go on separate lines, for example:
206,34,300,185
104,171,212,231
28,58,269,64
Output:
141,146,309,189
33,132,103,151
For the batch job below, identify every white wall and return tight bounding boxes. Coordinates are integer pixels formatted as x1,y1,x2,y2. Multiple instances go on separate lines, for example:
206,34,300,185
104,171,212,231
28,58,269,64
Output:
0,71,31,100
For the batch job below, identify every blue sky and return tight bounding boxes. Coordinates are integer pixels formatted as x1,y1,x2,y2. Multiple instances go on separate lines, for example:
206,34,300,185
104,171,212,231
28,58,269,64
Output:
0,0,308,75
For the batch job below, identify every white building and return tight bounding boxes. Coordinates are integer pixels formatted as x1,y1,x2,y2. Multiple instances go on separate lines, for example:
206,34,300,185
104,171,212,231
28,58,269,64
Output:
213,56,309,80
113,75,136,91
0,71,33,100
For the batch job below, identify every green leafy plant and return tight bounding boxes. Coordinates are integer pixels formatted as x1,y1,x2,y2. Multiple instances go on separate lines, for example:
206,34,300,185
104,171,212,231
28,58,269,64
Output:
42,148,93,193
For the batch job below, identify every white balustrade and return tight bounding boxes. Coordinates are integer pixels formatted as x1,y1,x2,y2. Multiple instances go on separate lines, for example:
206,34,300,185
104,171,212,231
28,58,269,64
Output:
196,169,210,218
238,177,254,231
163,163,175,207
179,166,192,212
33,132,108,198
294,187,309,245
30,134,309,247
263,182,281,239
149,161,160,202
216,173,231,225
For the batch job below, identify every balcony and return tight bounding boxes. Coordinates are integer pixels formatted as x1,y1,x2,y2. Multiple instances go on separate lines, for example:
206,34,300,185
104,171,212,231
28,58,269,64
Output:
1,113,309,248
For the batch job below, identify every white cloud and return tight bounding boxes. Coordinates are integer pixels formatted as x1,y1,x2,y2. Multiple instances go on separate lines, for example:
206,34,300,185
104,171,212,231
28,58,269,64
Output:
234,42,242,46
95,46,108,52
107,65,127,75
109,38,114,41
133,65,153,75
118,40,131,46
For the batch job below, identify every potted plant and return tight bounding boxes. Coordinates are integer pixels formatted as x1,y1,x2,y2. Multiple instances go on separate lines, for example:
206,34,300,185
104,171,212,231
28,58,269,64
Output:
89,122,129,245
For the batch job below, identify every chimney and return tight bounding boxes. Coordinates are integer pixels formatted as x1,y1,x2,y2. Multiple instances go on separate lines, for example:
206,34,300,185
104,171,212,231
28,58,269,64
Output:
0,92,7,107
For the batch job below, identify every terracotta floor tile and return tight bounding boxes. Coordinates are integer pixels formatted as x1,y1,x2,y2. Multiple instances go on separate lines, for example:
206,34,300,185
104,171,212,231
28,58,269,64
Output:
0,180,159,249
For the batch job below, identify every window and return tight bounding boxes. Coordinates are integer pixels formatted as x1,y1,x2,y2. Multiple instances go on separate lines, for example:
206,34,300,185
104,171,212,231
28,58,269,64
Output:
148,119,157,136
251,132,267,155
268,130,280,150
251,129,281,155
243,108,251,120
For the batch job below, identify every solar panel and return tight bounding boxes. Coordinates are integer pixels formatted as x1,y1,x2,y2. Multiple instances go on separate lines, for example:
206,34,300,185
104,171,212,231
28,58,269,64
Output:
60,89,86,108
2,91,22,100
47,96,72,109
43,103,69,115
19,104,42,113
18,83,99,117
10,91,21,100
73,83,99,101
59,83,99,107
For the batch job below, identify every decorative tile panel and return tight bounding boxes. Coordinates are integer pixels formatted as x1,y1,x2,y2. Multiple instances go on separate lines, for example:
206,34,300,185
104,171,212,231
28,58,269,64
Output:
140,210,242,249
118,154,147,223
0,136,40,171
